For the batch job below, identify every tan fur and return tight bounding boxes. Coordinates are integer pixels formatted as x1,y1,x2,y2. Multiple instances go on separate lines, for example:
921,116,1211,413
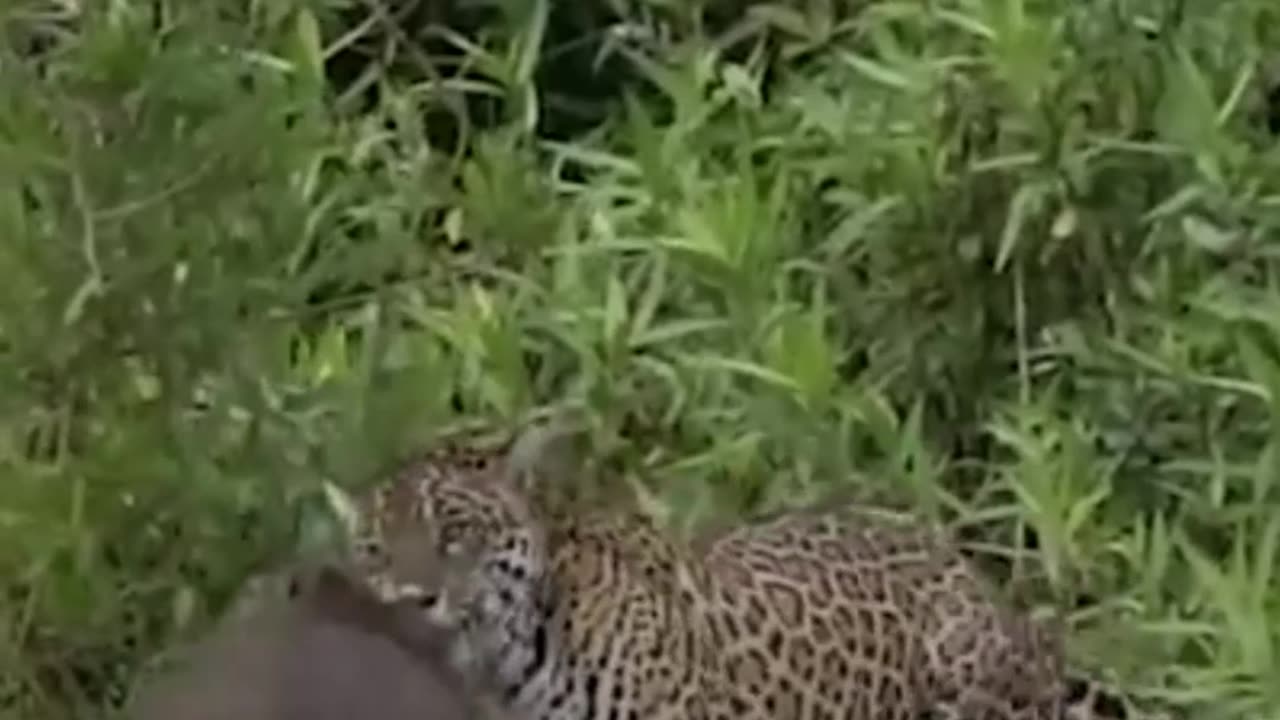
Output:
345,429,1163,720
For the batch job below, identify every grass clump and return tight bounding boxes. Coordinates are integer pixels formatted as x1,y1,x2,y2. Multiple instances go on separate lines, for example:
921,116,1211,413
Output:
2,0,1279,717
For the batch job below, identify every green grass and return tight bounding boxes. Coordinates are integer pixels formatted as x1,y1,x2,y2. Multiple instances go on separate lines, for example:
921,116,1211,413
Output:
2,0,1279,717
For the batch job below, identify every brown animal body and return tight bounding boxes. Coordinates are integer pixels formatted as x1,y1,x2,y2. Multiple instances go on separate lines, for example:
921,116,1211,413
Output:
125,564,506,720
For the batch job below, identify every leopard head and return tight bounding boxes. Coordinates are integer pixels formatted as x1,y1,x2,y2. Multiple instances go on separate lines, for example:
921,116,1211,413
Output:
338,424,571,677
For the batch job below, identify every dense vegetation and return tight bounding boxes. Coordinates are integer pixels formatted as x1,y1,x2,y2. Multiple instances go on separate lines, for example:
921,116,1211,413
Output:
2,1,1279,717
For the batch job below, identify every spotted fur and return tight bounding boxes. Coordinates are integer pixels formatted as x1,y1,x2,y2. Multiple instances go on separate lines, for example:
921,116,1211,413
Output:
343,430,1164,720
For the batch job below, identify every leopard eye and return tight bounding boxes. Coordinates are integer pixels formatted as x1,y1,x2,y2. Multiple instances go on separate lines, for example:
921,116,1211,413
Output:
438,522,460,544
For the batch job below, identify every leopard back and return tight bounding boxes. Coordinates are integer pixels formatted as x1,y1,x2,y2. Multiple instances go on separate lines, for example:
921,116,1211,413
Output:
699,507,1156,720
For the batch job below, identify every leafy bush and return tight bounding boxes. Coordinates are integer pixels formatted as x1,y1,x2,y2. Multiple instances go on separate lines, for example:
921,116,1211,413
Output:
2,0,1278,717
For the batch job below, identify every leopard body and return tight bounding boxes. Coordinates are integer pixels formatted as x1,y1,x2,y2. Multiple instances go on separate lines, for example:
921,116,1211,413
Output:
343,430,1155,720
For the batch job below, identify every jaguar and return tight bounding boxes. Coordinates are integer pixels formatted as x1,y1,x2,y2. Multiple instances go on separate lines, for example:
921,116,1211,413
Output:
339,424,1161,720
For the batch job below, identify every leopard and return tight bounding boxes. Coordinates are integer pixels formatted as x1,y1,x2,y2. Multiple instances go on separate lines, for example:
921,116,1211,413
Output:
336,424,1163,720
341,428,718,720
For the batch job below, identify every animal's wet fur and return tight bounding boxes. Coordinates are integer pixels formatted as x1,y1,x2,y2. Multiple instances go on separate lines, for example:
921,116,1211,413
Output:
125,563,509,720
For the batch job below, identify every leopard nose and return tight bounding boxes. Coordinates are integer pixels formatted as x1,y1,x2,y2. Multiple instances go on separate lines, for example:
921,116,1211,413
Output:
350,539,386,570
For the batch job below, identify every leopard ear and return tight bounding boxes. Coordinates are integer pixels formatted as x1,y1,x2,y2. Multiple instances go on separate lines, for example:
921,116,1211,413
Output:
503,416,582,494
